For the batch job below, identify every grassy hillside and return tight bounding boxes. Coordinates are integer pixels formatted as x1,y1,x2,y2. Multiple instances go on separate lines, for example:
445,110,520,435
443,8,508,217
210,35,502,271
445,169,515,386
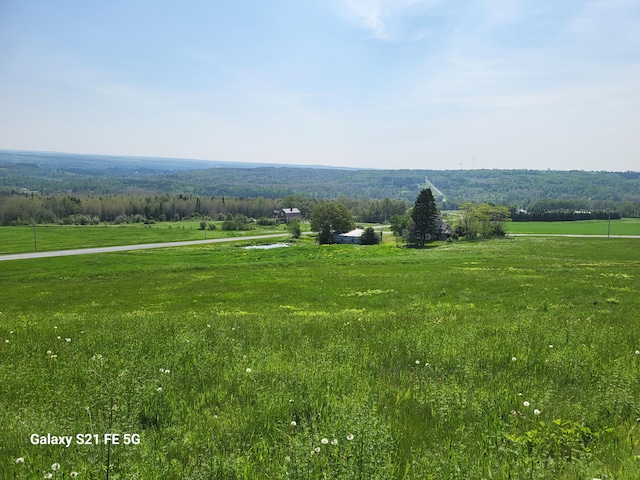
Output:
1,236,639,478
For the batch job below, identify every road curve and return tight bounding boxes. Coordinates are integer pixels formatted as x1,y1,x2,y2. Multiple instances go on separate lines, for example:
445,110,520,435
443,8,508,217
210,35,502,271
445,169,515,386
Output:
0,233,290,262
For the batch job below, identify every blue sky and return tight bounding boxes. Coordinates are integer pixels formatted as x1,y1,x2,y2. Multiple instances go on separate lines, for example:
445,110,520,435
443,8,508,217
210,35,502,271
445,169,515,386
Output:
1,0,638,170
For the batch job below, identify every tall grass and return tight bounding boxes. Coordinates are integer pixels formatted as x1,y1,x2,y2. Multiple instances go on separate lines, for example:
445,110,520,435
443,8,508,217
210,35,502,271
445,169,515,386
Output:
1,237,639,478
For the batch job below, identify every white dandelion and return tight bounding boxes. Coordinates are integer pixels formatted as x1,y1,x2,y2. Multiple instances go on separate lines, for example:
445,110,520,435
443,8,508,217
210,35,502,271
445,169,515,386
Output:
347,434,354,441
70,473,79,478
549,344,553,349
523,401,530,407
65,338,71,342
511,357,517,362
534,409,541,415
331,438,338,445
415,360,420,365
157,387,162,392
44,474,53,479
635,350,640,355
51,463,61,471
159,368,165,373
321,438,328,444
291,421,297,427
246,368,251,373
4,339,8,343
314,446,321,453
15,457,25,464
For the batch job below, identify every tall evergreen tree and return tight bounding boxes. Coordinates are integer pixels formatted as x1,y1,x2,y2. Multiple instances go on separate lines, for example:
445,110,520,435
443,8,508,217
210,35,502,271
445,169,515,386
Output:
411,188,438,247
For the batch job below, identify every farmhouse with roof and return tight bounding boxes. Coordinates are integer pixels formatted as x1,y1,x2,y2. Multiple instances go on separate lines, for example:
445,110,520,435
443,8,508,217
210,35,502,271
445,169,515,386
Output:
276,208,302,224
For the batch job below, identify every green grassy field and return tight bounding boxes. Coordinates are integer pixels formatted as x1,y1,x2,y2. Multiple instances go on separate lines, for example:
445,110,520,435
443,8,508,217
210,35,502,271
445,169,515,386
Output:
506,218,640,236
0,222,289,255
1,236,640,478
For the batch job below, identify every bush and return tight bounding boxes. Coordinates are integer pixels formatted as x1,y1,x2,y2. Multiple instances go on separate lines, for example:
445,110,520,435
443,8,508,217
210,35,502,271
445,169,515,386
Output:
360,226,381,245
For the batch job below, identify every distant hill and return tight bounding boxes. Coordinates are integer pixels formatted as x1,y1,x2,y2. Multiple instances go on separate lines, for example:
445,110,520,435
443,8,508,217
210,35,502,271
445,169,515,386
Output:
1,150,639,214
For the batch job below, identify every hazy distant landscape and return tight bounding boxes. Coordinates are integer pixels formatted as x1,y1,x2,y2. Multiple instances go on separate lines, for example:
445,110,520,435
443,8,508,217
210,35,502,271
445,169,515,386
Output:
2,150,639,213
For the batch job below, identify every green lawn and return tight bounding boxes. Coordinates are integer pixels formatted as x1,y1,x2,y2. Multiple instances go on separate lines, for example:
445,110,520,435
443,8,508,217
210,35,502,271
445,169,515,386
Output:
506,218,640,235
1,236,640,478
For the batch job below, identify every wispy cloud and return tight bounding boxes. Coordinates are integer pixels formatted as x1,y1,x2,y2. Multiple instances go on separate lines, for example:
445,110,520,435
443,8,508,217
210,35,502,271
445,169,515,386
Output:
339,0,441,41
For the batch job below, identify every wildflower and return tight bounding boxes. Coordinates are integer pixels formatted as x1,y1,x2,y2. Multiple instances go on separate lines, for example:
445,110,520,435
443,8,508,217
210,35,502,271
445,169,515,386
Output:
314,446,321,453
635,350,640,355
415,360,420,365
331,438,338,445
52,463,61,471
347,434,354,441
157,387,162,392
290,420,296,426
321,438,328,444
511,357,517,362
246,368,251,373
16,457,25,464
523,401,530,407
534,409,541,415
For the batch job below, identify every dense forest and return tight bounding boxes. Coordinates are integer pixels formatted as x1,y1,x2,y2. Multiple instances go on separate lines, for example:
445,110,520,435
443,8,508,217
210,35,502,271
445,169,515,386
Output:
1,150,639,224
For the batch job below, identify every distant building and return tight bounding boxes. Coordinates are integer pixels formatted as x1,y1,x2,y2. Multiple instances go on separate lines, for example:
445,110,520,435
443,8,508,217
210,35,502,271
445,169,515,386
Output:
276,208,302,224
436,218,454,240
334,228,365,244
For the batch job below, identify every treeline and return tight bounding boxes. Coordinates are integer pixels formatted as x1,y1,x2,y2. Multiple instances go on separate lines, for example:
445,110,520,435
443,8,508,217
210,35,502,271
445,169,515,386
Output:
0,191,408,226
512,209,622,222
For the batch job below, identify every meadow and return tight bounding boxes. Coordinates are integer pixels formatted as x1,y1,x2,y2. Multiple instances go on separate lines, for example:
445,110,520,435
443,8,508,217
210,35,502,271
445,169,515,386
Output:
1,235,640,479
0,222,289,255
505,218,640,236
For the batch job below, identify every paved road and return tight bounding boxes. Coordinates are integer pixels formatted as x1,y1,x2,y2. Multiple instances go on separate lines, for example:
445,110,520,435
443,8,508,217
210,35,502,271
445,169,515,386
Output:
0,233,290,262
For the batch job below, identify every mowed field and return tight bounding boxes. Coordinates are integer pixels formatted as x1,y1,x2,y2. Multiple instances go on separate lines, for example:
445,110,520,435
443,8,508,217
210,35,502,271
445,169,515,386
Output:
506,218,640,236
1,235,640,478
0,222,292,255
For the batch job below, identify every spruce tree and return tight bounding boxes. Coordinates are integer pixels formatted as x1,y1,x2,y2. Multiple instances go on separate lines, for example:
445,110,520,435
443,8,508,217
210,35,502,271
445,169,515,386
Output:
411,188,438,247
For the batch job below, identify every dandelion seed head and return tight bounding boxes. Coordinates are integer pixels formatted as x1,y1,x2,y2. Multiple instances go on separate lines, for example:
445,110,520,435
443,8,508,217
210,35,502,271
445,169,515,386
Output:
16,457,25,464
314,446,321,453
65,338,71,342
50,354,57,358
70,473,79,478
523,401,530,407
57,336,61,340
510,410,517,415
549,344,553,349
159,368,165,373
331,438,338,445
347,434,354,441
246,368,251,373
157,387,162,392
511,357,517,362
44,474,53,479
635,350,640,355
165,369,170,374
321,438,328,444
4,339,8,343
415,360,420,365
534,409,541,415
291,420,296,426
51,463,61,471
